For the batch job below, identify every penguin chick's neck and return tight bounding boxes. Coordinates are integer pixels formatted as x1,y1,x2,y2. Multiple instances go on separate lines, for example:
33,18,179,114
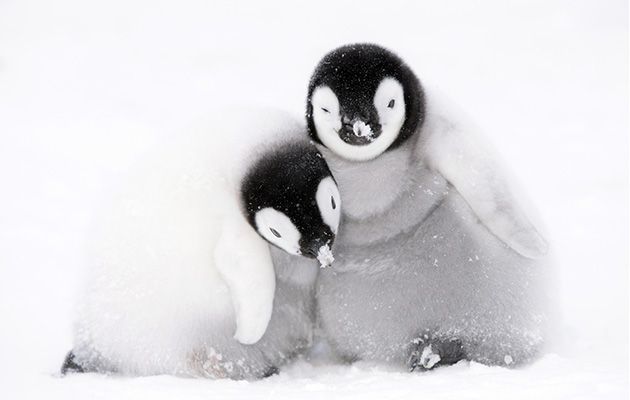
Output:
268,246,318,285
318,138,416,221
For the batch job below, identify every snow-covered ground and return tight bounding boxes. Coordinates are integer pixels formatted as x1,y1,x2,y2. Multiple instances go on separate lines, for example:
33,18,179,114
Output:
0,0,627,398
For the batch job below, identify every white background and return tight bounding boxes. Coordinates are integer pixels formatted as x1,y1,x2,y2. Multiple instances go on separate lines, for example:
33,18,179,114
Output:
0,0,627,398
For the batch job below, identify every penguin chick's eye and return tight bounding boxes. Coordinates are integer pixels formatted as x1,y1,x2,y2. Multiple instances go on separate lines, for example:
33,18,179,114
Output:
321,107,330,113
388,99,395,108
331,196,336,210
270,228,282,238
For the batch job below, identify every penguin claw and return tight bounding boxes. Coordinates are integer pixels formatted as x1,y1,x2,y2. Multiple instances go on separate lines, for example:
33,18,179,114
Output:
408,350,421,372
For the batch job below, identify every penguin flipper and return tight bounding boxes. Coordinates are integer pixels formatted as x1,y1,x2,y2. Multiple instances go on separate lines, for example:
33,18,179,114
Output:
422,115,548,259
214,215,276,345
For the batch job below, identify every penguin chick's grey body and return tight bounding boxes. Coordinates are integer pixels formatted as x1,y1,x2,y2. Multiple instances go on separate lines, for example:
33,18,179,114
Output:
64,113,341,379
307,44,552,369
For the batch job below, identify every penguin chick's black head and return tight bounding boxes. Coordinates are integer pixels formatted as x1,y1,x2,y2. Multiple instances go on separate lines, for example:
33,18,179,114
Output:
241,141,340,260
306,43,425,161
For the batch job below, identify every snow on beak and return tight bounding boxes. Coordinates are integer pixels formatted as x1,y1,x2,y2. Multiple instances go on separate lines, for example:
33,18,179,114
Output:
352,120,374,140
301,233,335,268
316,243,334,268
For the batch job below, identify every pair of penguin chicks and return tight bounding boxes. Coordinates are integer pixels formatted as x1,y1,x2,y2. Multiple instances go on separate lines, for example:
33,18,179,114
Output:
63,44,551,380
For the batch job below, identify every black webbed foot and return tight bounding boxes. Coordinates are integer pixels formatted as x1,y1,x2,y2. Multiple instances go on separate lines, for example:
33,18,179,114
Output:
61,351,84,375
407,333,466,372
261,365,279,378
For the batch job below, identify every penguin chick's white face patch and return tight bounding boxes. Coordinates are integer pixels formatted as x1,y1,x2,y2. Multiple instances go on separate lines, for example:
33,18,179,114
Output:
311,78,406,161
373,77,406,146
315,176,341,234
255,208,301,255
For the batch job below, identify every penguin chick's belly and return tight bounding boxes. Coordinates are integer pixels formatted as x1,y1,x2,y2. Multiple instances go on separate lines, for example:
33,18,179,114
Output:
317,191,549,367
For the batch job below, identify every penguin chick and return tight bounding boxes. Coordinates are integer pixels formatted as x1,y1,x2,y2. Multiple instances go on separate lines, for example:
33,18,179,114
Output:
62,110,340,379
306,44,553,370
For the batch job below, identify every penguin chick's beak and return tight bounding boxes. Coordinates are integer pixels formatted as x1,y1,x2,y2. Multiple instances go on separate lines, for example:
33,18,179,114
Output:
339,116,381,146
302,237,335,268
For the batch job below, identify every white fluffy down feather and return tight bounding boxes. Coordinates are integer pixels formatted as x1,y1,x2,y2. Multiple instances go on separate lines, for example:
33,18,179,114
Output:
74,110,303,374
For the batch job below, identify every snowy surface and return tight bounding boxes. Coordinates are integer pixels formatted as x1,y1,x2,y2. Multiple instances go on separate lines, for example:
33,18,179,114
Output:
0,0,627,398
